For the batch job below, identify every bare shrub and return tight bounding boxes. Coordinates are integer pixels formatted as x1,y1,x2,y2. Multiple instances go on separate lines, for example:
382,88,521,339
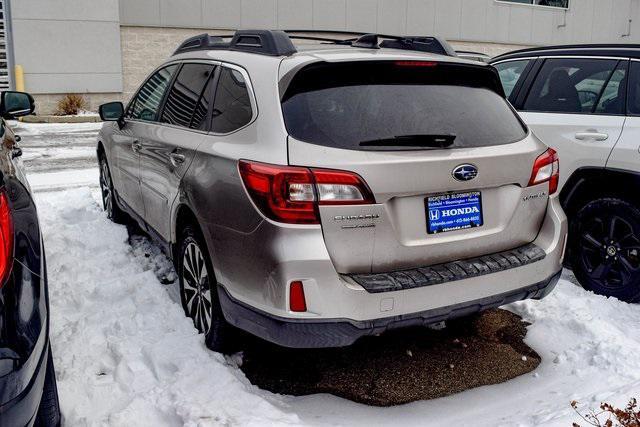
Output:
572,398,640,427
54,94,87,116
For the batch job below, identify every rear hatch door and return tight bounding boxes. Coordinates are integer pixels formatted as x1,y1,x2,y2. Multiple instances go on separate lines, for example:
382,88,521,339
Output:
283,60,550,274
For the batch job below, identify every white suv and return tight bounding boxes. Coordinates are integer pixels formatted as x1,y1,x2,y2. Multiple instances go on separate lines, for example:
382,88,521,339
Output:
492,45,640,302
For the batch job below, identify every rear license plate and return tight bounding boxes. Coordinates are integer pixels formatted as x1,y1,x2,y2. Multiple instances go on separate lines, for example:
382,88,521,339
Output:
426,191,483,234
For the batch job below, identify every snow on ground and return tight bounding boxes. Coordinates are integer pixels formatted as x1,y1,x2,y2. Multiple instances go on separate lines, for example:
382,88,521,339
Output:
17,121,640,426
37,188,300,426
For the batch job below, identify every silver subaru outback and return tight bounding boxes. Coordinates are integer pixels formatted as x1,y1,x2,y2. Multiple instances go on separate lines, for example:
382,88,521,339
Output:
96,30,567,351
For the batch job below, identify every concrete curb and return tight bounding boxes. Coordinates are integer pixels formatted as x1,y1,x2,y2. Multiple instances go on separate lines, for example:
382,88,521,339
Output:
21,115,101,123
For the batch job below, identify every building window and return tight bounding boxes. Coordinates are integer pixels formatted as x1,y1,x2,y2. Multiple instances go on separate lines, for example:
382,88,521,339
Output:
497,0,568,8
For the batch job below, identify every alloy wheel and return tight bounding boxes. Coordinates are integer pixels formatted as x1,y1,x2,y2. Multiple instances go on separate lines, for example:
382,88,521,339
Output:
579,214,640,289
182,241,212,333
100,158,113,218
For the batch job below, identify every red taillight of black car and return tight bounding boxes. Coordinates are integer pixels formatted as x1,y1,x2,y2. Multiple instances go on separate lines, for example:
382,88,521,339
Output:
0,189,13,288
238,160,375,225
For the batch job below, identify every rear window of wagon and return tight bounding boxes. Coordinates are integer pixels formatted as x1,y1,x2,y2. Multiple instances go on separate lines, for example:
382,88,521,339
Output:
281,61,528,151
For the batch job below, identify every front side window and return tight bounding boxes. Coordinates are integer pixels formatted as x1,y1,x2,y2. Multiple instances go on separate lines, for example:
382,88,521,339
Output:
494,59,531,99
211,67,253,133
523,58,621,114
160,63,216,129
128,64,178,121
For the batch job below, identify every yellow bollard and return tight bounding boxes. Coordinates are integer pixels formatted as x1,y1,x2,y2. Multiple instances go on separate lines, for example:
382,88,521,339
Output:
14,65,26,120
14,65,25,92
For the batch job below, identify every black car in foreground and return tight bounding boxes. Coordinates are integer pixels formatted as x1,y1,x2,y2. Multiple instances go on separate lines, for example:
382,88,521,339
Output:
0,92,60,426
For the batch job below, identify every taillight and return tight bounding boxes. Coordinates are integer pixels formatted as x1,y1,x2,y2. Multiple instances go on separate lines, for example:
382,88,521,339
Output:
238,160,375,224
529,148,559,195
0,190,13,288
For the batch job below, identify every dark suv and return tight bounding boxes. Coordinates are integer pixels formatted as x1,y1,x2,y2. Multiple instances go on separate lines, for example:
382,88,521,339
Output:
0,92,60,426
492,45,640,302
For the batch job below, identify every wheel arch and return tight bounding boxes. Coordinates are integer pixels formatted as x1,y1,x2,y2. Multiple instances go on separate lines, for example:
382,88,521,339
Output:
172,203,201,260
96,140,105,157
561,167,640,217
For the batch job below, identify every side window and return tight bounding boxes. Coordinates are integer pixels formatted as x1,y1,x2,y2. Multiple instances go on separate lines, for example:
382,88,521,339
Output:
211,67,253,133
523,58,619,114
160,63,216,129
595,62,627,115
190,74,216,130
494,60,531,99
627,61,640,115
128,64,178,121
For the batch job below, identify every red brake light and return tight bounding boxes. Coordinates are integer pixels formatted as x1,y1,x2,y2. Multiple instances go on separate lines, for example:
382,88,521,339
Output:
0,190,13,288
529,148,559,195
238,160,375,224
394,61,438,67
289,281,307,312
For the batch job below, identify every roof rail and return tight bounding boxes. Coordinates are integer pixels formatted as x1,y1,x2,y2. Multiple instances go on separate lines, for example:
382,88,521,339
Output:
174,30,297,56
173,29,457,57
492,43,640,61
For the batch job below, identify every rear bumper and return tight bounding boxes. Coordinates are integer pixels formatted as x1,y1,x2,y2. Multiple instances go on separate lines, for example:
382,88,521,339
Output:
0,338,49,427
219,270,561,348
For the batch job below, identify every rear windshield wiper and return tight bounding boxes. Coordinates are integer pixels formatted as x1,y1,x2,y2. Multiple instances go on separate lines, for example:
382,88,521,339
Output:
358,134,456,148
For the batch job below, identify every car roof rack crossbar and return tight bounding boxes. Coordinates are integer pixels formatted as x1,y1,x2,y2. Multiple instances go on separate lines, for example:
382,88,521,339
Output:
174,30,297,56
174,29,457,57
285,34,353,45
379,36,456,56
352,33,380,49
286,30,456,56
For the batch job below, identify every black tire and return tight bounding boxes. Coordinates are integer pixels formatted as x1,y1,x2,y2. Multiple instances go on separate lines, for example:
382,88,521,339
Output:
177,224,238,353
34,345,61,427
569,198,640,303
98,153,127,224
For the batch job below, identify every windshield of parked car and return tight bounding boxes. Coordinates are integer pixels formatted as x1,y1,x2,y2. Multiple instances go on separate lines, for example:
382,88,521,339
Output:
281,61,527,151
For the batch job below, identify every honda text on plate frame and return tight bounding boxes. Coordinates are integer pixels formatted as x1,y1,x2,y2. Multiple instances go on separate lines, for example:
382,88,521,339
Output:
427,191,484,234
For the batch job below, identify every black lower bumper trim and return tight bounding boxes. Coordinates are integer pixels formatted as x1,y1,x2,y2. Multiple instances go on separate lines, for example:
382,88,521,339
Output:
218,270,561,349
0,340,49,427
350,243,546,293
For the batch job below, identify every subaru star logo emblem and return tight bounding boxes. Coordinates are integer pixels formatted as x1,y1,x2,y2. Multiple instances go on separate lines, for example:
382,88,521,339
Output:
452,164,478,182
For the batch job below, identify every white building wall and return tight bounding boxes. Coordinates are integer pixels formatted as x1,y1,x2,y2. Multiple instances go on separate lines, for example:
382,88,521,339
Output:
10,0,640,113
118,0,640,45
10,0,123,95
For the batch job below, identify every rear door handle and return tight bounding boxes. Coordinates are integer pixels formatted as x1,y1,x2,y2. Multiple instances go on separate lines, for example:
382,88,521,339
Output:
131,140,142,152
575,132,609,141
169,150,186,166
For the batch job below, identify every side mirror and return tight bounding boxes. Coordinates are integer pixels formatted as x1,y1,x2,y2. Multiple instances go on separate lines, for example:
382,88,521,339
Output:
1,91,35,119
99,101,124,121
99,102,125,130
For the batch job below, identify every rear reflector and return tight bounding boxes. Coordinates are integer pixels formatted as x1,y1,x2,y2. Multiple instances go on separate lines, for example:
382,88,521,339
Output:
239,160,375,224
0,190,13,288
289,281,307,312
529,148,559,195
